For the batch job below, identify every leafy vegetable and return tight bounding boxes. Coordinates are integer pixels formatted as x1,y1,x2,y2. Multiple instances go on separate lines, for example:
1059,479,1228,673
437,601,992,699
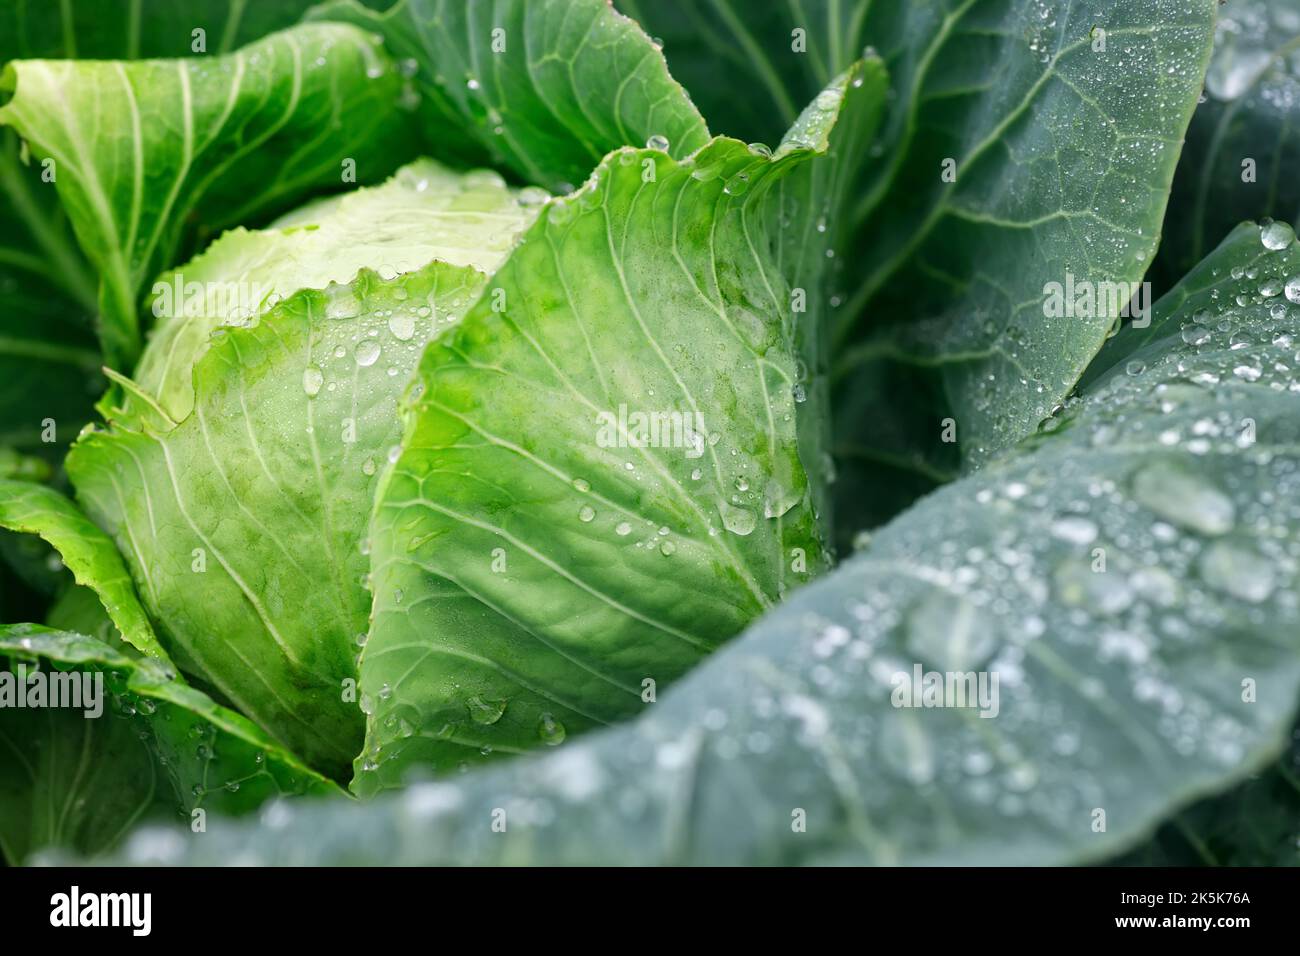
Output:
67,161,541,778
4,0,1300,871
94,217,1300,865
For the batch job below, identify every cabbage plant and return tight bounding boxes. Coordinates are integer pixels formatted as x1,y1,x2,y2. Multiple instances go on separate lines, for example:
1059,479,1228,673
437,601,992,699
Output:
1,0,1298,867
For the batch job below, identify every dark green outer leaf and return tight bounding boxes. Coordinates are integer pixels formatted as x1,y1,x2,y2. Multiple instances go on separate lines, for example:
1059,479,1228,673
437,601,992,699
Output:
836,0,1218,468
1153,0,1300,291
1116,723,1300,866
1084,219,1300,383
309,0,712,194
0,652,166,864
772,58,890,531
94,220,1300,865
619,1,1219,468
616,0,869,146
0,624,339,863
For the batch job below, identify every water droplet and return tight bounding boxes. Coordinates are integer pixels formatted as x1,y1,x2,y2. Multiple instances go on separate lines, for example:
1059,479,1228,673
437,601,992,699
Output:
762,478,800,519
906,593,998,670
1198,541,1277,603
578,505,595,523
355,339,381,366
1050,516,1098,545
517,186,549,207
659,540,676,556
388,313,416,341
572,478,590,492
646,134,669,151
1260,220,1294,250
722,172,750,196
815,88,843,111
362,457,376,476
1054,560,1134,614
963,750,994,775
538,713,566,745
467,695,507,726
1131,461,1235,535
302,365,324,397
719,501,756,535
878,712,934,785
615,521,632,536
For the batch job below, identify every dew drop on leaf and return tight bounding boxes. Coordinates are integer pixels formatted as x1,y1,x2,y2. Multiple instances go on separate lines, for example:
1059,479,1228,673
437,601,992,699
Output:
1260,219,1294,250
467,695,506,726
1197,541,1277,603
538,713,566,745
1131,461,1235,535
387,313,415,341
1049,516,1098,545
905,593,998,671
878,711,935,785
762,478,800,519
302,365,324,397
719,501,756,535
